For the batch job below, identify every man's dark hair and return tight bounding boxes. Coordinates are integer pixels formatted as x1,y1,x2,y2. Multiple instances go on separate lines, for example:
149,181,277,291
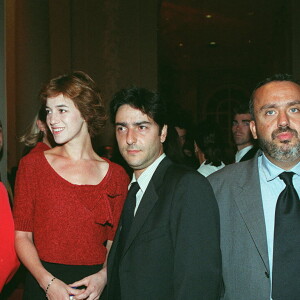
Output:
249,73,300,118
194,120,225,167
232,102,251,118
110,87,167,132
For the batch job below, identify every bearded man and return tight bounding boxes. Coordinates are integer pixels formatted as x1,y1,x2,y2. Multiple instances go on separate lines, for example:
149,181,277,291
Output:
208,73,300,300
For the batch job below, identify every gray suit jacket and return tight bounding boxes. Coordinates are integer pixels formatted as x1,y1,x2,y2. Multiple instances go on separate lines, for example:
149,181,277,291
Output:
208,152,271,300
107,157,222,300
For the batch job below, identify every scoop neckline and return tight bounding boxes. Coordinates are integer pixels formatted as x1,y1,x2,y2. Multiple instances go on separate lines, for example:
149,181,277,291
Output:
41,151,111,187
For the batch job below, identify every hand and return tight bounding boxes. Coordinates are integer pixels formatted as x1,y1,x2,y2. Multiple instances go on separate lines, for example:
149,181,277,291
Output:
70,268,107,300
45,278,81,300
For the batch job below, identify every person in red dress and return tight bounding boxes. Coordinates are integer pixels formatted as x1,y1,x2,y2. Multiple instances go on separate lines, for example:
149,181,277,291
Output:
0,182,20,292
13,71,129,300
0,119,20,289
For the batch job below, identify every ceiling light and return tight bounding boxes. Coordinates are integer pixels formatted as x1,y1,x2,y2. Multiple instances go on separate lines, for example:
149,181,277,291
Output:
205,14,212,19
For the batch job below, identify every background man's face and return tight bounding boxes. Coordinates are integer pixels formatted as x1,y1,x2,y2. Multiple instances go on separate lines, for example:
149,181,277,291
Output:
250,81,300,167
175,126,186,147
115,104,167,178
232,113,253,149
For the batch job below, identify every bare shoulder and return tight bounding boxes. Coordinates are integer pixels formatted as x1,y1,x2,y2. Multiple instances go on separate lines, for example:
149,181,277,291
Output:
44,146,64,162
93,154,110,173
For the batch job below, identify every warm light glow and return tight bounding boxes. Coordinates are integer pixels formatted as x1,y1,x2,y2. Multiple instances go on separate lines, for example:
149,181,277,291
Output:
205,14,212,19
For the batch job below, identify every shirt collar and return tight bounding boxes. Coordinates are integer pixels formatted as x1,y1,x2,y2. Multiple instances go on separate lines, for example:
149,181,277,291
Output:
261,153,300,182
129,153,166,193
235,145,254,162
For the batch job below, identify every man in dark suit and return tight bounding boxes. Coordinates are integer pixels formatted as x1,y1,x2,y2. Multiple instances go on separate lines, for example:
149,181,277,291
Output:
232,103,258,162
208,74,300,300
106,87,221,300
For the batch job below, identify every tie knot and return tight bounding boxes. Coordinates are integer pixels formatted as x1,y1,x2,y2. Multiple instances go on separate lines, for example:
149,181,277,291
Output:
279,172,295,186
129,182,140,195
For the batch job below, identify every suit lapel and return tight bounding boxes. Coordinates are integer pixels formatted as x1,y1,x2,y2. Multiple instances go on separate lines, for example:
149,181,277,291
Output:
240,146,258,162
234,154,270,272
121,157,172,256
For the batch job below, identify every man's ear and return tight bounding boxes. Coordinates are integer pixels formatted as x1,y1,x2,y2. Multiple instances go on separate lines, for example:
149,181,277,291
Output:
250,120,258,139
160,125,168,143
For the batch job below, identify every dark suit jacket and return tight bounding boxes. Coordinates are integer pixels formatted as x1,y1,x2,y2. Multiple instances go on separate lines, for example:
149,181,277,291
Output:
107,157,222,300
208,152,271,300
239,146,259,162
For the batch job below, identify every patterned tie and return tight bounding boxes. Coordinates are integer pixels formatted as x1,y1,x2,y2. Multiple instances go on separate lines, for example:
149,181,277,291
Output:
272,172,300,300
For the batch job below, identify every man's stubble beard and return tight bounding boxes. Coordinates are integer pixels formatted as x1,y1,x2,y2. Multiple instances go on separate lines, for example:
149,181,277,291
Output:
258,126,300,163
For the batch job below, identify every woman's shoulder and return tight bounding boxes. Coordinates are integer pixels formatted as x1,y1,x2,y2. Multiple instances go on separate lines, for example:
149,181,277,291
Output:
102,158,130,189
16,152,47,182
103,157,128,176
29,142,51,154
19,150,44,166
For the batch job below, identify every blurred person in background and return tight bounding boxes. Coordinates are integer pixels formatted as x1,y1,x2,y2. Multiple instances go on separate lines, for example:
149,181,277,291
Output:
232,103,258,162
8,106,57,194
194,120,226,177
164,125,189,165
20,104,56,156
0,119,20,293
169,107,198,169
0,182,20,293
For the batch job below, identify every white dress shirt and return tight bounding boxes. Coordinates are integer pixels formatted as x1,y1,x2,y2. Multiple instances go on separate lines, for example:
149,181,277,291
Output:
197,160,225,177
235,145,254,162
258,154,300,299
128,153,166,215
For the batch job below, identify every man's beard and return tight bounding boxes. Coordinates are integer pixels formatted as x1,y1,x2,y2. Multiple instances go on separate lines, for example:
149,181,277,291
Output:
258,126,300,162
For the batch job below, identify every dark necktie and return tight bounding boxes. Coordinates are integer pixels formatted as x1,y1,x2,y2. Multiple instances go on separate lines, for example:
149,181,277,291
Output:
119,181,140,252
110,182,139,299
272,172,300,300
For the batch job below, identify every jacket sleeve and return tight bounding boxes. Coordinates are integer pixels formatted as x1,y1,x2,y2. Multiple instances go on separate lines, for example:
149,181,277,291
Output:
170,171,222,300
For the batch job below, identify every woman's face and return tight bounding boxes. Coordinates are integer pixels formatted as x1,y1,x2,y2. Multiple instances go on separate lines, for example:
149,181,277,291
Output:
45,94,87,144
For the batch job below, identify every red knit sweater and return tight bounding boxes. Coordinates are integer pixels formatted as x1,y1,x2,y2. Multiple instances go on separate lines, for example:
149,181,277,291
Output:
29,142,51,154
13,151,129,265
0,182,20,291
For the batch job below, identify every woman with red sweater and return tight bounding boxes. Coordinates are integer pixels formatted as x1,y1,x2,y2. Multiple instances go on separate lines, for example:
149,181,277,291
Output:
0,182,19,292
13,71,129,300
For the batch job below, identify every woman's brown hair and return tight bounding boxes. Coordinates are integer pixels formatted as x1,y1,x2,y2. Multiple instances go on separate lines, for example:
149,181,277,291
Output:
39,71,107,137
